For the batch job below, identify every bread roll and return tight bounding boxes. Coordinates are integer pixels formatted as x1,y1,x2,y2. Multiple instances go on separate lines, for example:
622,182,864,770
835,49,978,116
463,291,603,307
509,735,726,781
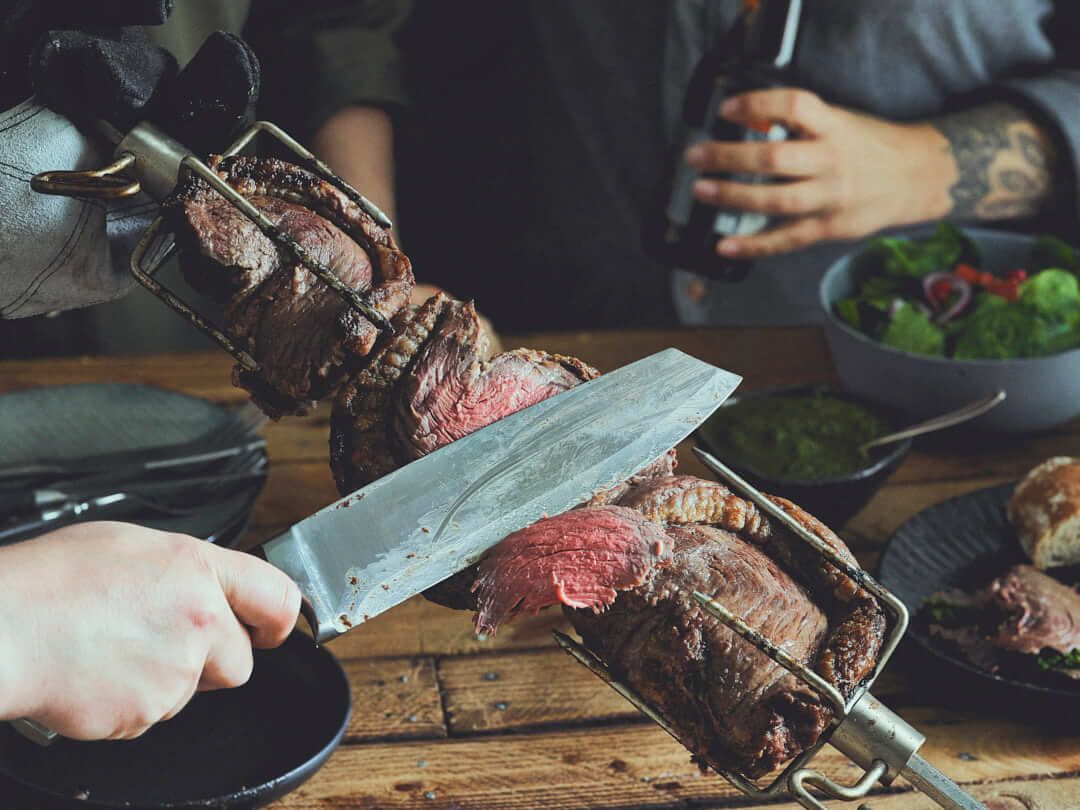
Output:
1007,457,1080,570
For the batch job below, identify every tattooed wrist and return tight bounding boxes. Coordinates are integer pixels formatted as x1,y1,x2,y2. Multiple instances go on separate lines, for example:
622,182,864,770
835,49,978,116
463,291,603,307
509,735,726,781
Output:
932,102,1055,220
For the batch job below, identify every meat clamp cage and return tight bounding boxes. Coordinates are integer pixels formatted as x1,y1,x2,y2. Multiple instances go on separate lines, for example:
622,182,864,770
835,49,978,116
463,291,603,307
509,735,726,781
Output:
32,119,985,810
30,117,395,372
556,448,987,810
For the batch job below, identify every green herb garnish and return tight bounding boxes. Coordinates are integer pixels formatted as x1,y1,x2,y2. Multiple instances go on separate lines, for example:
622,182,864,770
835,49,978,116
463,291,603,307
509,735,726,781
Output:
924,598,976,629
1036,648,1080,671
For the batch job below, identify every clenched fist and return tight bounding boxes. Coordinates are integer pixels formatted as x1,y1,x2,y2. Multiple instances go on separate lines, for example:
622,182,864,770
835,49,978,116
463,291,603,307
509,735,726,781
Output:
0,522,300,740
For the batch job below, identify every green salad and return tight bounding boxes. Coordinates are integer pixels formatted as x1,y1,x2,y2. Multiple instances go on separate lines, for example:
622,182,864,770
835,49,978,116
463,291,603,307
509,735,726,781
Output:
835,223,1080,360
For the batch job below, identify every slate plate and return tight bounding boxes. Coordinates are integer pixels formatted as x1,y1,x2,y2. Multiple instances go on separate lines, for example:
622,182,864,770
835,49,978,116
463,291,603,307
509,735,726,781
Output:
0,383,265,547
879,482,1080,718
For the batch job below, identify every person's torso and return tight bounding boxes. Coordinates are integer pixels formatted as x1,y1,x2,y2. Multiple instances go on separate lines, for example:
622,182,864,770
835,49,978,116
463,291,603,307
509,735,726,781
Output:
396,0,1059,330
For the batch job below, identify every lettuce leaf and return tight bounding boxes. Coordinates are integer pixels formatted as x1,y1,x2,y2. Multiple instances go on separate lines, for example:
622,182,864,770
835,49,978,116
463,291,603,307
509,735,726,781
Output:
881,303,945,356
954,299,1047,359
836,297,861,329
1031,235,1080,277
868,222,978,278
1021,269,1079,318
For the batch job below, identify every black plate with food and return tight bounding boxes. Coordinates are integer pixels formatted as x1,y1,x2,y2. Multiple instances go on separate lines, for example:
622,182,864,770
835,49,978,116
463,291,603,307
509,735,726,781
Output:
879,478,1080,720
0,632,351,809
693,384,911,525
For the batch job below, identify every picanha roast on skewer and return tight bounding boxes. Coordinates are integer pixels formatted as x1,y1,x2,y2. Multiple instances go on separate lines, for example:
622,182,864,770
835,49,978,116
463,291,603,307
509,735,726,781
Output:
163,152,887,781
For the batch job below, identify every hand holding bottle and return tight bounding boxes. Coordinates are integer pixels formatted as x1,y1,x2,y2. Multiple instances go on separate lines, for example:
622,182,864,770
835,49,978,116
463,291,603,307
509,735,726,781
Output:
686,87,952,259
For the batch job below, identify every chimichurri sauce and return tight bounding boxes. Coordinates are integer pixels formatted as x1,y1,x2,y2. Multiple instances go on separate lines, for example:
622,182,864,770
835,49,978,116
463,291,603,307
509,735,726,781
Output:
701,394,889,480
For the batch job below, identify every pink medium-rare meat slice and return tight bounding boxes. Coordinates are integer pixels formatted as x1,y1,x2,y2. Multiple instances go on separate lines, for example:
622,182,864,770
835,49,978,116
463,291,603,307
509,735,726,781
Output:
472,505,673,635
987,564,1080,656
330,296,601,612
164,155,414,416
392,299,598,461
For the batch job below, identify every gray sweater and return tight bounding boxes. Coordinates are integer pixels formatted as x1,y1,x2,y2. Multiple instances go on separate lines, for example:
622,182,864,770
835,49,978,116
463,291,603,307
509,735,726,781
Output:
253,1,1080,328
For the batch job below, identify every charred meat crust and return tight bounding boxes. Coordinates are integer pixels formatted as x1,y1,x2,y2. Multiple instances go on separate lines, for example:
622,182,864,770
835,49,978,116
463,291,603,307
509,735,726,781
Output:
563,476,885,777
331,292,452,493
164,155,414,416
331,296,598,495
570,522,829,778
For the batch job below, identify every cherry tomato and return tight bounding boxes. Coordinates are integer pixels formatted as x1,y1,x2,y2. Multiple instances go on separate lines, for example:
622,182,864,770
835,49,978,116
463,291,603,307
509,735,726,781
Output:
954,263,981,283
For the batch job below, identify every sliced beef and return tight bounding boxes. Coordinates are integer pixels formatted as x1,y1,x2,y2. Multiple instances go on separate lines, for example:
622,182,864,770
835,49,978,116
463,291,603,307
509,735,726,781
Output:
392,300,598,462
987,565,1080,656
164,155,413,416
581,449,678,508
468,473,884,776
331,293,451,491
330,297,598,492
331,295,604,611
927,565,1080,681
473,505,673,635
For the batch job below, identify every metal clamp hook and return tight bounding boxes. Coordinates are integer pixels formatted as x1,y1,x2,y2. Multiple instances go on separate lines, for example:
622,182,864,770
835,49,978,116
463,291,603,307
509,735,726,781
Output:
790,760,888,810
30,153,141,199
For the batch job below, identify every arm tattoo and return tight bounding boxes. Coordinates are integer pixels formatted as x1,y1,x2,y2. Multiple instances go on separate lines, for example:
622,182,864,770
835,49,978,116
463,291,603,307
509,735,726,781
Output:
932,103,1056,220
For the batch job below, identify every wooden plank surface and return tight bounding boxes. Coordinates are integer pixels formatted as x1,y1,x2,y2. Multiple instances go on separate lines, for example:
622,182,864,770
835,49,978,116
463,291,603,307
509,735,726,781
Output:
274,717,1080,809
342,657,446,742
2,328,1078,810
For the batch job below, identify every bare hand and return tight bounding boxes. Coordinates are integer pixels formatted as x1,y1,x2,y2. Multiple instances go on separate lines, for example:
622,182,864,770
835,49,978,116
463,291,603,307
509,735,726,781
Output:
686,88,950,258
0,522,300,740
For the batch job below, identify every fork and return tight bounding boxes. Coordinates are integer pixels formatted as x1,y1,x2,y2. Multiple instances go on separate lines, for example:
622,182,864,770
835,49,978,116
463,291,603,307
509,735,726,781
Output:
0,401,267,485
0,443,268,546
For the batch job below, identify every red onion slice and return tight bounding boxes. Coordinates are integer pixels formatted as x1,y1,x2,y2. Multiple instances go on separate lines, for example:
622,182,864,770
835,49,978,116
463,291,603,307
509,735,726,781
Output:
922,272,972,322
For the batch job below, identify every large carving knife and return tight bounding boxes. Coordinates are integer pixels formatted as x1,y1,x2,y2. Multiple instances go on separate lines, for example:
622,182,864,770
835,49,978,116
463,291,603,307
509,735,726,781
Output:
13,348,738,746
261,348,740,643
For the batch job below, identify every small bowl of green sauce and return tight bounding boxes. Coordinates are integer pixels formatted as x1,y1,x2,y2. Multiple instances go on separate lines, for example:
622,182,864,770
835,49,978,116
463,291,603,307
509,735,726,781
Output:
695,385,911,526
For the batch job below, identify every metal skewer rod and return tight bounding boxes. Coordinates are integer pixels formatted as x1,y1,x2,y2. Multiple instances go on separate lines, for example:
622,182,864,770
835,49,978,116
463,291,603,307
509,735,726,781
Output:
901,754,987,810
692,446,909,687
179,155,392,332
223,121,393,229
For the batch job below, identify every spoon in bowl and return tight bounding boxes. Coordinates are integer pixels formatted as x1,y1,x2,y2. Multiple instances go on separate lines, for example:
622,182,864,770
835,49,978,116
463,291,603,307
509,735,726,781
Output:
860,390,1007,453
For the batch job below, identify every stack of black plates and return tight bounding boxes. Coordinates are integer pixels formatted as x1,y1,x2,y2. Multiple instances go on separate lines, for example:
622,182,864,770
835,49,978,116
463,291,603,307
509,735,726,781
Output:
0,383,353,808
0,383,268,547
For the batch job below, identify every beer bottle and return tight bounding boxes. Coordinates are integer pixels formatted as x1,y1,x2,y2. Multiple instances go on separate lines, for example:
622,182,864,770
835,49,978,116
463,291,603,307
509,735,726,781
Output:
644,0,804,281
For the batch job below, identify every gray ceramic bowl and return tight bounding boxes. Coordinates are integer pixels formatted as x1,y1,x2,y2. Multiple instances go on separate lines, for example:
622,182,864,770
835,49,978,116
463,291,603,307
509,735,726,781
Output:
820,226,1080,433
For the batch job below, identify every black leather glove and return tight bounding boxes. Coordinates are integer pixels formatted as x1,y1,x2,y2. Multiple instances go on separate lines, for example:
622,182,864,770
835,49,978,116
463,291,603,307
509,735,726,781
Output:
4,0,260,156
0,0,173,108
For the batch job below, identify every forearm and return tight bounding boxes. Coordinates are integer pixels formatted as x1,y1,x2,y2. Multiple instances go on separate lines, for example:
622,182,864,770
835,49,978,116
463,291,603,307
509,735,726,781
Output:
929,102,1058,221
311,105,397,229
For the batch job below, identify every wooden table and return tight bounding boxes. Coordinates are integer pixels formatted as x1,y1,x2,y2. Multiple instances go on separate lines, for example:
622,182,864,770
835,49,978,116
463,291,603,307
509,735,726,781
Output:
2,327,1078,809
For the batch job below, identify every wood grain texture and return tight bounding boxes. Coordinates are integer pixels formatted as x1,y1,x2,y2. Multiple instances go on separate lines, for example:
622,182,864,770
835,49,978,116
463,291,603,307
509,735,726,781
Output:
325,595,572,660
4,331,1079,810
342,657,446,742
750,775,1080,809
439,648,911,735
272,717,1080,809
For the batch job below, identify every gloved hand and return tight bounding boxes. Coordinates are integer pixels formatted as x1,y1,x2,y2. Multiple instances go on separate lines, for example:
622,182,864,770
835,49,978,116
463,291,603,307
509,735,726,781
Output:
0,3,261,319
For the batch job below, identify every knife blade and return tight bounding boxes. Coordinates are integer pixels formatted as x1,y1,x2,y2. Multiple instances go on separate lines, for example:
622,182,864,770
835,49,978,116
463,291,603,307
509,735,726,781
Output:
261,348,741,643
